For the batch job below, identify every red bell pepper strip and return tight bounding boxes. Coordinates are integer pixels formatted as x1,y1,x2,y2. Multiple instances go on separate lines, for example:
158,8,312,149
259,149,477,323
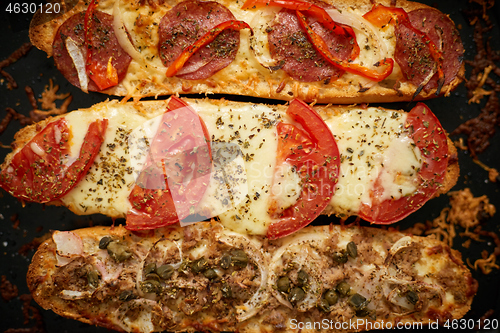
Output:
165,20,253,77
362,4,408,28
295,11,393,82
242,0,360,60
84,0,119,90
363,4,444,91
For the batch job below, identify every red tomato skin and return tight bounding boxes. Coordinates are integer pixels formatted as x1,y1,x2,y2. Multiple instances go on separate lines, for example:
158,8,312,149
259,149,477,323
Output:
358,103,448,224
267,99,340,239
0,118,107,203
126,97,212,230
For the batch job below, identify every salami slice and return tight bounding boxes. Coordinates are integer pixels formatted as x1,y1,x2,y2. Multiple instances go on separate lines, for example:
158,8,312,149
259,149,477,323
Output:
158,0,240,80
267,8,353,82
394,8,463,92
52,11,132,92
408,8,464,90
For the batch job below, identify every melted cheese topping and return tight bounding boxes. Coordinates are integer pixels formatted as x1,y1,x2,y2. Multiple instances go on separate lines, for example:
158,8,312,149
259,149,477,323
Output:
60,101,422,235
325,108,421,217
96,0,400,97
62,104,164,216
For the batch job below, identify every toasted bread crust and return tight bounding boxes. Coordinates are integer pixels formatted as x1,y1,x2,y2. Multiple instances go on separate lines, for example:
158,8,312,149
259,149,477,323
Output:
29,0,464,103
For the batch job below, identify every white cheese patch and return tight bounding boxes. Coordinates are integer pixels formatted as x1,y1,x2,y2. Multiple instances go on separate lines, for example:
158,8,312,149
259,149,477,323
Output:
326,107,422,216
62,104,161,217
194,101,282,235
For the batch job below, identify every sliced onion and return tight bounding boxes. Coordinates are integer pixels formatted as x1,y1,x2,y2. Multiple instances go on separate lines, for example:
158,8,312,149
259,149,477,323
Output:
326,8,391,88
382,277,445,314
268,232,329,311
112,1,165,75
91,250,124,283
216,229,269,322
325,8,388,58
65,37,89,93
53,231,84,257
384,236,415,266
135,239,183,298
114,299,159,333
248,6,282,70
60,289,93,300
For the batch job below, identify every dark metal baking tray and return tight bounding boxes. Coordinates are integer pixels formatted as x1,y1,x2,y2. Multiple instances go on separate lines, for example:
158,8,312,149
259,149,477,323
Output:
0,0,499,332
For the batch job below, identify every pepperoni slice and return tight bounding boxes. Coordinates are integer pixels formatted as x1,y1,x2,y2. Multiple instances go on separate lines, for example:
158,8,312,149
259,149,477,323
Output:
407,8,464,91
0,118,108,203
267,8,353,82
52,11,132,92
267,99,340,239
359,103,449,224
158,0,240,80
126,97,212,230
394,21,438,90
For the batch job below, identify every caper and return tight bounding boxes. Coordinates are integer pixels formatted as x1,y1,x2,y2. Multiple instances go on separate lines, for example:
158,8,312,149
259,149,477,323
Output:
297,270,309,287
203,268,218,280
191,257,208,273
231,249,249,268
348,293,367,310
346,241,357,258
98,236,112,249
317,298,330,312
119,290,136,301
332,250,348,264
144,263,157,275
324,289,338,305
277,276,290,293
336,281,351,297
221,282,232,298
406,290,419,305
288,287,305,303
145,272,161,282
87,269,100,287
157,264,174,280
141,280,161,294
220,254,231,270
107,241,132,262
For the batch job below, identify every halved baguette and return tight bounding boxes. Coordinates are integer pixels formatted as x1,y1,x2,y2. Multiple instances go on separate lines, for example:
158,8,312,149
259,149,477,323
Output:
0,98,459,235
29,0,464,103
27,222,477,333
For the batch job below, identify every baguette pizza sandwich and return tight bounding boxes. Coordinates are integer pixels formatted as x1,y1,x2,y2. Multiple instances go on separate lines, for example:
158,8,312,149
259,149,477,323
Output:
0,97,458,238
27,221,477,332
30,0,464,103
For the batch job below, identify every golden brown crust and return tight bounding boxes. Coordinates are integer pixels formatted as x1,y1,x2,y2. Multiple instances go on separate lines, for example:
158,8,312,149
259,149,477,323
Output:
29,0,465,103
27,223,475,332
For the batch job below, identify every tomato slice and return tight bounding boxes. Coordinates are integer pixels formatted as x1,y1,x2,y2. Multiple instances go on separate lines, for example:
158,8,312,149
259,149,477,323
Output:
363,4,444,90
296,11,393,82
126,97,212,230
358,103,449,223
84,0,119,90
242,0,360,60
0,118,108,203
267,99,340,239
165,20,253,77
